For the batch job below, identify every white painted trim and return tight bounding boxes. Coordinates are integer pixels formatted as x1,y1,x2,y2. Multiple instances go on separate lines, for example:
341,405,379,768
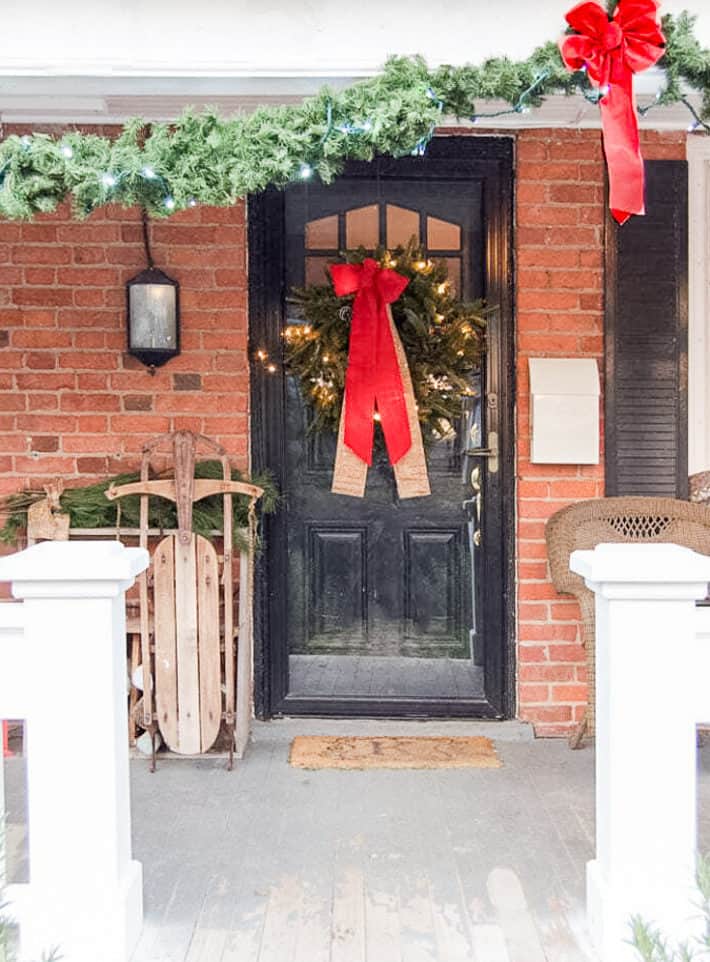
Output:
688,137,710,475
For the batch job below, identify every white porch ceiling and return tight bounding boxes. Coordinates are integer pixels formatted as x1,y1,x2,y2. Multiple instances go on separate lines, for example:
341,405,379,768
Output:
1,0,707,130
0,70,703,130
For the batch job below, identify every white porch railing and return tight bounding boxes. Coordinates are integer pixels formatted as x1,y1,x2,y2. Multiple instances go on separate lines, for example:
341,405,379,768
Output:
571,542,710,962
0,540,149,962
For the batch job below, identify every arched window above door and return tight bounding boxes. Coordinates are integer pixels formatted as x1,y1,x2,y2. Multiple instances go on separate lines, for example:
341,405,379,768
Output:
304,201,463,295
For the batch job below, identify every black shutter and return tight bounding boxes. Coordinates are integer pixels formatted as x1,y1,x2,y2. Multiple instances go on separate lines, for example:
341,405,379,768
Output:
605,160,688,497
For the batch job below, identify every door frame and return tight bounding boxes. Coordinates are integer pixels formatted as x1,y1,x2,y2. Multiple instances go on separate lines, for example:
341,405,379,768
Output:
248,135,516,719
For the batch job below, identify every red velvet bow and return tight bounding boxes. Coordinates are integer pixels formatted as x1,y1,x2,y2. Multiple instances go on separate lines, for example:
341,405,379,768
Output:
560,0,665,224
330,259,411,466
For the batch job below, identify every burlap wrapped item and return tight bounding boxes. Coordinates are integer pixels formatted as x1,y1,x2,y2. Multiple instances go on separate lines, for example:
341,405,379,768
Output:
332,306,430,499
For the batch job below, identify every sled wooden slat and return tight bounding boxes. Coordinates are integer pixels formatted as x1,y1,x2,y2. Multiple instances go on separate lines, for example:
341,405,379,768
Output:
197,535,221,752
235,549,252,759
174,535,201,755
153,535,178,751
106,478,263,505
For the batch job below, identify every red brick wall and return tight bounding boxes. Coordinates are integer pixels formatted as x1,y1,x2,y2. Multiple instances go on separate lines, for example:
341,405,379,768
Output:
0,198,248,495
515,128,687,735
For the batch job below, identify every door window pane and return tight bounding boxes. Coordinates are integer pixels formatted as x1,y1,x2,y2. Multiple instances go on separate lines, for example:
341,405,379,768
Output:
386,205,420,248
440,257,461,296
305,256,331,286
427,216,461,251
345,205,379,249
305,215,338,250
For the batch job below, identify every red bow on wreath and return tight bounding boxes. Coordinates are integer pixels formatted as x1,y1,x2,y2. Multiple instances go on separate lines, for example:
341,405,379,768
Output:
560,0,665,224
330,258,411,466
328,258,431,499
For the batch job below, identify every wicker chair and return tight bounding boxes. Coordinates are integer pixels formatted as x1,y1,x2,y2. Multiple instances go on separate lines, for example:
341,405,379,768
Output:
545,497,710,748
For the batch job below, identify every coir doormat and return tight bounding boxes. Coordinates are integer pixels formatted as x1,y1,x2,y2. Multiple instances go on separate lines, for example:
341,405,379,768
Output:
289,735,502,770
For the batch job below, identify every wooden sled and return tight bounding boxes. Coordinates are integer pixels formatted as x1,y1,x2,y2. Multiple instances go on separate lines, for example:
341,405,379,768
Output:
106,430,263,770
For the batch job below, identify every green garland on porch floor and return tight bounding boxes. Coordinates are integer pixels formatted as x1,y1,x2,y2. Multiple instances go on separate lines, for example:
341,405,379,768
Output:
0,461,280,551
0,9,708,220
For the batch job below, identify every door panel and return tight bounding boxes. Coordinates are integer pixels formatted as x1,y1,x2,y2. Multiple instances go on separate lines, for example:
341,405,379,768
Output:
306,526,367,649
249,138,515,718
404,529,462,645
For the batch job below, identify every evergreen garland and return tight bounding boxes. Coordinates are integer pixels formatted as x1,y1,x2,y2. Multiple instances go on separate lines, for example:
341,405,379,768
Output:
0,461,280,551
0,9,707,220
285,240,486,445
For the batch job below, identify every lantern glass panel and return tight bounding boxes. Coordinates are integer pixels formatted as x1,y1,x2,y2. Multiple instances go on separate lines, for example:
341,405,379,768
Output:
129,283,177,350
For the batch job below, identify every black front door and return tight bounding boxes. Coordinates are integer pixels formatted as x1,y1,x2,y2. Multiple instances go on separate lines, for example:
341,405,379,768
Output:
249,137,514,718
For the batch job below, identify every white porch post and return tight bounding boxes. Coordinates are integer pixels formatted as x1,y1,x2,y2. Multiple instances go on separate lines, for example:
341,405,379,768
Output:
571,542,710,962
0,540,149,962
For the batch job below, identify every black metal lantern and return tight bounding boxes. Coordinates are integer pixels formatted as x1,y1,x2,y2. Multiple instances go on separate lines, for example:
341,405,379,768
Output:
126,212,180,370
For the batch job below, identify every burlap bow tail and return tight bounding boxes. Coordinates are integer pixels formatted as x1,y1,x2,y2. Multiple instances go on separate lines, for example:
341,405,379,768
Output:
560,0,665,224
330,259,430,499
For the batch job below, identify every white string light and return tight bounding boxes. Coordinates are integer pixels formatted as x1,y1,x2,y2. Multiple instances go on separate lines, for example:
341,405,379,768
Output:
336,120,373,135
471,70,550,122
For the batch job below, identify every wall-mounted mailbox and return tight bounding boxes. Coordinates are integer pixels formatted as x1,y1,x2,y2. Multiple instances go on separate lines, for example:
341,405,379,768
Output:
529,358,600,464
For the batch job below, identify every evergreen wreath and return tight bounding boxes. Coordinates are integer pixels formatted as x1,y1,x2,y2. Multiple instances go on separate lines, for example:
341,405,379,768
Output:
284,240,487,446
0,8,708,220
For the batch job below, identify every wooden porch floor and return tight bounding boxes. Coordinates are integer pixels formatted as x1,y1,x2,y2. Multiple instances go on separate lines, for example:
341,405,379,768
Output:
133,720,596,962
6,721,710,961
